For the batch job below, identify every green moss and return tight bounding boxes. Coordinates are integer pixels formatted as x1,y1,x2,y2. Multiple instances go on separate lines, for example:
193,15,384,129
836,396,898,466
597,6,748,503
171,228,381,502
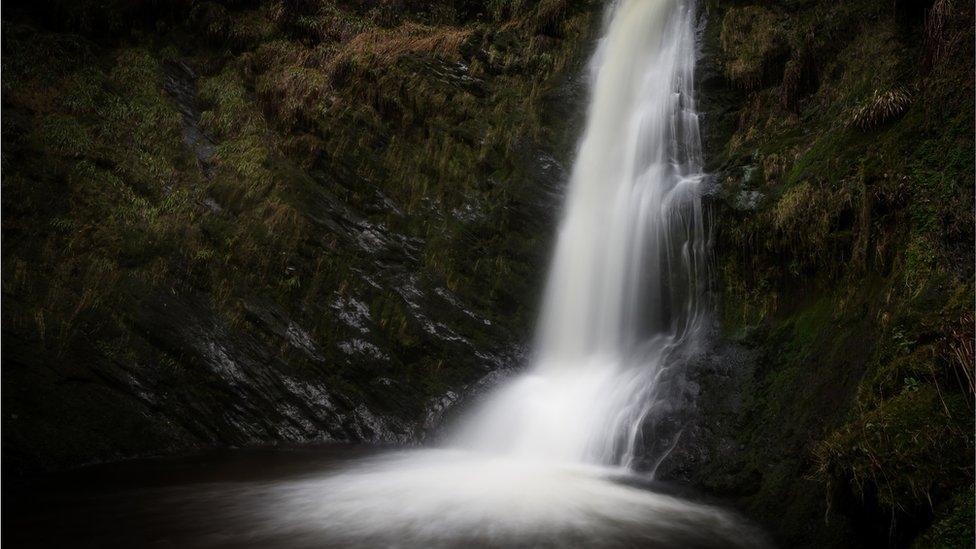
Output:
913,486,976,549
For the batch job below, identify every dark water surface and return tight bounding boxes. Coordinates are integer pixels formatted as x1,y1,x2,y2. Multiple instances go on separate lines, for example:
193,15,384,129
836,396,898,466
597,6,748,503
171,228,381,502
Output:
4,446,770,548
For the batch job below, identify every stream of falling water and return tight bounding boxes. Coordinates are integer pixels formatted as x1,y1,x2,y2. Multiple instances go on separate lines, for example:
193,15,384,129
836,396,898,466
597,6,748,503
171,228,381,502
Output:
451,0,709,470
192,1,763,546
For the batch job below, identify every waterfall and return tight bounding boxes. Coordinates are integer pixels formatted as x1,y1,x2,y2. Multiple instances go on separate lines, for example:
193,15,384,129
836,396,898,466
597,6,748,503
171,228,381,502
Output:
247,3,766,546
452,0,709,470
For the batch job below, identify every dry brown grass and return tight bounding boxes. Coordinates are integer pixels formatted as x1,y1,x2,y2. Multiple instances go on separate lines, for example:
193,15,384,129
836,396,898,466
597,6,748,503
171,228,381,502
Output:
943,312,975,400
525,0,572,34
336,23,473,67
849,87,913,129
923,0,955,72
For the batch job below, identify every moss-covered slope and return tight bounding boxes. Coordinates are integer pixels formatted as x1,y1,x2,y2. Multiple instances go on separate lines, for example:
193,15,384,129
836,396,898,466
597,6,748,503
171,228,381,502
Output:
1,0,598,472
676,0,974,547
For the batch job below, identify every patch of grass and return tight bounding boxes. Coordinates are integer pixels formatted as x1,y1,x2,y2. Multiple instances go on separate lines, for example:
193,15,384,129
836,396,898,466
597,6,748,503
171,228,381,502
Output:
849,87,914,129
720,6,788,89
816,387,971,516
337,22,473,65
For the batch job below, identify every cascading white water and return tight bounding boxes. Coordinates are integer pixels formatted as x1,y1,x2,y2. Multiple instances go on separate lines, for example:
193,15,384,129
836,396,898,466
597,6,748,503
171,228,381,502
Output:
452,0,709,469
539,0,707,359
241,2,766,546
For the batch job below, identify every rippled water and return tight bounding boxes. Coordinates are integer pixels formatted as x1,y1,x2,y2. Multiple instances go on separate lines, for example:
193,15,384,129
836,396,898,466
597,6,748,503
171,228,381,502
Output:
5,447,769,548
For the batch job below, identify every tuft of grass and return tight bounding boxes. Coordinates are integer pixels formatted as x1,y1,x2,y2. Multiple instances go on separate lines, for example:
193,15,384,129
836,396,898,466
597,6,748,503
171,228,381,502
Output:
922,0,962,73
941,312,975,399
849,87,914,129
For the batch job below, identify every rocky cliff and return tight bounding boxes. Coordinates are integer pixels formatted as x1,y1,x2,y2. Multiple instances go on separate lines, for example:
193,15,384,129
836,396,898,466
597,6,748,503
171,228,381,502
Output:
2,0,598,472
656,1,974,547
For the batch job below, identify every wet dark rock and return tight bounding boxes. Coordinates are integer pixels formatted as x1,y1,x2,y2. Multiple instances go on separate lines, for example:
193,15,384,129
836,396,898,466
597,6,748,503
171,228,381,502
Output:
162,59,216,177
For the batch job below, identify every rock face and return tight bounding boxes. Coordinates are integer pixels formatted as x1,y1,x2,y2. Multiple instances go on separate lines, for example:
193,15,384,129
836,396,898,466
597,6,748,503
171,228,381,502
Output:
1,0,597,473
650,2,974,548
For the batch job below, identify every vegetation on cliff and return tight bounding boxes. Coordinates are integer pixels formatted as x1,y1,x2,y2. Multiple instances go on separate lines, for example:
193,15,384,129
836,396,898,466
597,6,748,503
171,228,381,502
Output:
2,0,597,470
701,0,974,546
